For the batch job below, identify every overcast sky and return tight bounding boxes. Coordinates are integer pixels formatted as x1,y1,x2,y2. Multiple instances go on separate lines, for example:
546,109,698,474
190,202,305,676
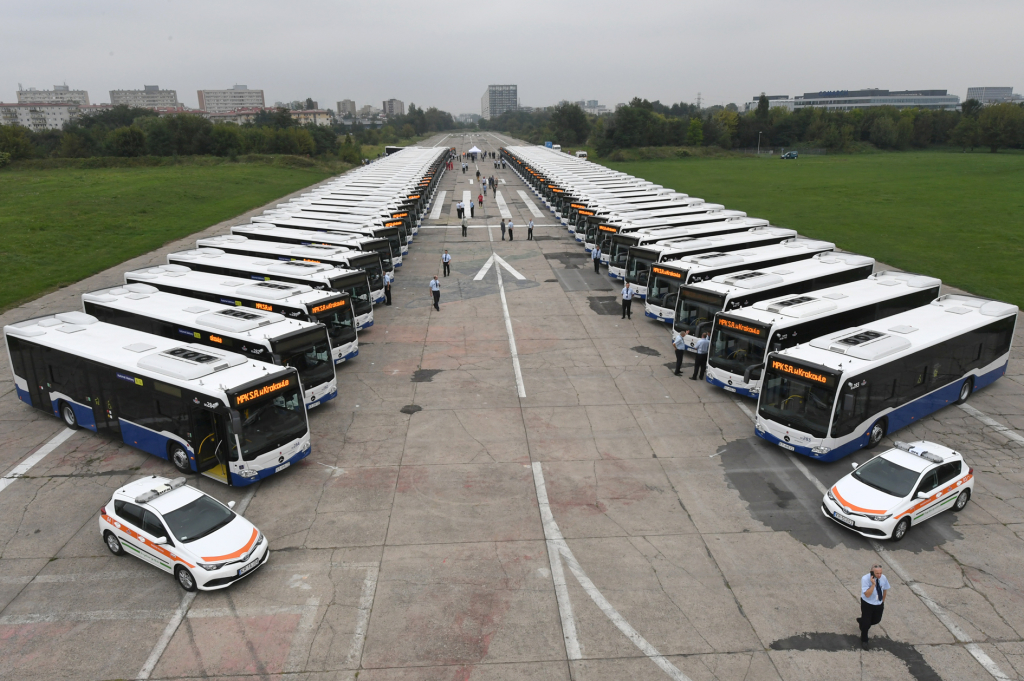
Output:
4,0,1022,114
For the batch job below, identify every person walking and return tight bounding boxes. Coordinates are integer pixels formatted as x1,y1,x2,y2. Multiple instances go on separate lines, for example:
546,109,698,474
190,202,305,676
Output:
672,331,688,375
383,270,393,306
429,276,441,311
592,245,601,273
508,220,514,241
461,214,468,237
478,193,483,206
857,564,890,650
621,282,634,319
500,219,506,241
462,163,466,174
691,332,710,380
527,219,534,240
442,250,451,277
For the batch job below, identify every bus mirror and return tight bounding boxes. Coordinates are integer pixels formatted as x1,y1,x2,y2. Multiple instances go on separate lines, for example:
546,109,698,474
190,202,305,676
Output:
743,364,763,383
230,412,243,434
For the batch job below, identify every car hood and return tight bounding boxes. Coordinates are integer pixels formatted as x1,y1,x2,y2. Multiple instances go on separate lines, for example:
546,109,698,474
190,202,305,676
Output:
180,516,260,563
832,476,903,515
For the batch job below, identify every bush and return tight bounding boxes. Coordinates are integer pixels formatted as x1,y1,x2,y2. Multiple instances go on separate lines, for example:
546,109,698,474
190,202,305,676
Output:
106,126,147,157
0,125,37,160
0,151,10,168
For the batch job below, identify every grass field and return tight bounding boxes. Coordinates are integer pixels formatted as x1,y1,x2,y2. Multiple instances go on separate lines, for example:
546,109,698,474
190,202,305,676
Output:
601,152,1024,306
0,159,341,312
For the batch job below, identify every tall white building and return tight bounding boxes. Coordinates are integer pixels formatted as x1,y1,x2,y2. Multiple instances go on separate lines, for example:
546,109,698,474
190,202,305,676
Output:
109,85,179,108
17,84,89,105
382,99,404,117
966,87,1023,105
481,84,517,120
197,85,265,113
0,102,81,130
337,99,356,117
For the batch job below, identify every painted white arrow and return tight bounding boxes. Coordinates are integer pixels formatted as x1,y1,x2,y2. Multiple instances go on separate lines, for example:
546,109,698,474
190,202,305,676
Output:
473,253,525,281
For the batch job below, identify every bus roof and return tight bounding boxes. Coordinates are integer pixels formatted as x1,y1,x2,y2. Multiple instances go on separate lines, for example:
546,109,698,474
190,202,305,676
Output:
167,248,363,284
197,235,375,264
628,225,797,254
233,224,387,249
251,215,376,231
657,238,835,279
681,252,873,298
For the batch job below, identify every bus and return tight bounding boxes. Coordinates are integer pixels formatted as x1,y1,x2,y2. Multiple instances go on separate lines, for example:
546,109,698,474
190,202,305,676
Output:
82,286,338,409
674,253,875,342
123,266,358,364
590,202,730,260
166,249,375,330
705,271,941,398
268,205,411,254
645,239,836,323
231,224,394,273
252,214,406,264
755,294,1018,461
610,221,783,283
196,235,385,304
4,312,310,486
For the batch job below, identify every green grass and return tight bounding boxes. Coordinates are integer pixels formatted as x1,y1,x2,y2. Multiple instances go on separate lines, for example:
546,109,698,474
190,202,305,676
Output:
0,158,343,312
598,151,1024,306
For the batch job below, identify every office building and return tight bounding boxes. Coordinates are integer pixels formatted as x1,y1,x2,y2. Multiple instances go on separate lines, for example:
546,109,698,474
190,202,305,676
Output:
382,99,404,117
748,89,959,113
481,84,517,119
966,87,1023,105
338,99,356,117
17,84,89,105
744,94,795,113
358,104,382,118
109,85,179,108
0,102,81,130
197,85,265,113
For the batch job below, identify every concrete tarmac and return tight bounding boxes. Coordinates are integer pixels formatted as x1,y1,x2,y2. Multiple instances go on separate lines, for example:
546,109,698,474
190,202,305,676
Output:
0,131,1022,680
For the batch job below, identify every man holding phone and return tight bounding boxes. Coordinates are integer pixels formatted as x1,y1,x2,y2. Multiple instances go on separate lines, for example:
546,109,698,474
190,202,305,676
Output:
858,564,890,649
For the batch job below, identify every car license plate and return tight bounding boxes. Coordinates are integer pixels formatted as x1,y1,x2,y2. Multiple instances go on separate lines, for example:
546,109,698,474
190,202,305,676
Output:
778,442,795,451
275,462,290,473
832,511,855,527
237,556,260,576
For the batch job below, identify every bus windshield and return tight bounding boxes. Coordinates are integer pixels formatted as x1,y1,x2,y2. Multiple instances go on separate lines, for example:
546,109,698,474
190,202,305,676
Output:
709,318,770,376
675,290,726,335
271,329,335,391
314,301,356,345
647,269,687,308
609,237,631,266
331,277,372,316
757,360,839,438
626,251,656,286
232,387,307,461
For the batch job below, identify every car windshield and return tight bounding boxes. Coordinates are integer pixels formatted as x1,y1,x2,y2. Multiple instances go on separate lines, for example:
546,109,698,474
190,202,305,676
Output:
233,388,308,461
162,495,236,543
758,367,838,438
853,457,920,498
709,326,768,375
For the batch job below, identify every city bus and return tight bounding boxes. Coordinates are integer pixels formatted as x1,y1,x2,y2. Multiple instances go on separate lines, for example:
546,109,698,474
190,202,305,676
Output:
755,294,1018,461
82,286,338,409
4,312,311,486
581,208,746,253
196,235,385,304
705,271,941,398
591,202,730,260
166,249,375,330
268,205,411,254
123,266,358,364
645,239,836,322
253,214,406,263
674,253,875,342
231,224,394,272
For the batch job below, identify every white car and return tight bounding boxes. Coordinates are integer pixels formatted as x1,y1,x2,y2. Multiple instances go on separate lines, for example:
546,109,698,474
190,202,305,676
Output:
99,476,269,591
821,441,974,541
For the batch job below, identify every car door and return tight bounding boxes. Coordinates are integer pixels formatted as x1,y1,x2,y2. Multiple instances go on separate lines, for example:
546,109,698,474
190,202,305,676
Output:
912,468,942,522
929,462,964,518
113,501,165,569
140,510,178,574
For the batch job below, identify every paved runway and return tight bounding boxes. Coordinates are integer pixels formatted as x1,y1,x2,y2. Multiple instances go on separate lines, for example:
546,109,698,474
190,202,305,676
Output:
0,131,1022,680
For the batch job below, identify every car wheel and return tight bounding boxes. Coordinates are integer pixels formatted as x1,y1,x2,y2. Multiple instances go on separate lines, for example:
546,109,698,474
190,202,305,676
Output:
865,419,887,449
957,378,973,405
170,445,192,475
175,566,197,592
954,489,971,511
891,517,911,542
104,531,125,556
60,402,79,429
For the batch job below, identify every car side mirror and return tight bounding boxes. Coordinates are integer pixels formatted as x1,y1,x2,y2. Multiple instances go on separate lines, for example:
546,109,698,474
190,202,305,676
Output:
916,491,929,500
155,536,169,545
851,462,859,469
228,500,236,509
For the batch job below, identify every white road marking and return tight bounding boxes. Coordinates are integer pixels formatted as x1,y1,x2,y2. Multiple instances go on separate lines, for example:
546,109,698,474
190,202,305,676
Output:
431,134,450,148
0,428,76,494
284,597,323,672
428,191,446,220
463,190,471,212
473,254,525,281
495,191,513,219
344,565,379,666
469,179,473,185
959,403,1024,445
487,223,526,397
517,190,545,217
730,398,1011,681
531,462,691,680
500,178,506,184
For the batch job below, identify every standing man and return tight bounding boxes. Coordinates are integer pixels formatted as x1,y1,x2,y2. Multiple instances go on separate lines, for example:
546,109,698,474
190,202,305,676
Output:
383,270,393,306
621,282,634,319
691,332,710,380
429,276,441,311
469,200,475,218
592,245,601,274
672,331,688,375
858,565,890,650
508,219,514,241
500,219,506,241
442,250,451,277
527,219,534,240
456,201,463,219
461,214,468,237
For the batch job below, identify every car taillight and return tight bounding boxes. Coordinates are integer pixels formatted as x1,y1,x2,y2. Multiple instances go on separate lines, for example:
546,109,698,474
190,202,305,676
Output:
100,506,106,516
968,467,974,475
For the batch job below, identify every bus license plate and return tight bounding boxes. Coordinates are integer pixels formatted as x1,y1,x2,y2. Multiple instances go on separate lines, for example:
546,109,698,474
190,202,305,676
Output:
237,556,260,576
308,401,320,409
723,386,736,393
832,511,855,527
276,462,290,473
778,442,795,451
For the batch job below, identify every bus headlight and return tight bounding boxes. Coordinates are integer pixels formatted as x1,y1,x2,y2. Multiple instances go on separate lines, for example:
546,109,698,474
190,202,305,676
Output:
755,420,765,433
866,513,892,522
239,469,258,478
812,446,831,455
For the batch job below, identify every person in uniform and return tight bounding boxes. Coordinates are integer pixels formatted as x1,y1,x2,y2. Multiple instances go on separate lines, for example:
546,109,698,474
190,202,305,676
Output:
858,565,890,650
461,214,468,237
383,271,393,306
621,283,634,319
508,220,514,241
672,331,688,375
442,250,451,277
691,332,710,380
592,245,601,273
429,276,441,311
527,219,534,240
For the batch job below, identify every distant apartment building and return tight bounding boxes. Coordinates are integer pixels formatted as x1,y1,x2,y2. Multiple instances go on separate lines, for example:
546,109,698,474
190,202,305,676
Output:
746,89,960,113
109,85,179,108
382,99,404,117
457,113,482,123
204,108,263,125
0,102,81,130
337,99,356,117
481,84,517,119
17,84,89,105
966,87,1023,105
197,85,265,113
289,109,332,126
358,104,382,118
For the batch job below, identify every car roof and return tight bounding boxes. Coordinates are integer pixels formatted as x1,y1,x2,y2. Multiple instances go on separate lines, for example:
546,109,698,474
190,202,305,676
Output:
116,475,205,513
876,440,961,473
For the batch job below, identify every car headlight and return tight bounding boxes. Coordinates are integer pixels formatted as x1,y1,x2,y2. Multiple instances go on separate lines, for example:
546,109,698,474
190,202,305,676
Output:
826,489,837,503
255,532,264,547
197,561,227,571
866,513,892,522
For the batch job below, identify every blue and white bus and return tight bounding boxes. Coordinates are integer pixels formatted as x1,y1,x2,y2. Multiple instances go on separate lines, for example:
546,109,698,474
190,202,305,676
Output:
755,294,1018,461
4,312,311,485
251,215,404,266
231,224,394,273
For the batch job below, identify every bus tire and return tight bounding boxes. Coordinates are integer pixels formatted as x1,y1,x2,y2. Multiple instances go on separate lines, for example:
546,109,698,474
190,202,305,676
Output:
169,445,192,475
104,531,125,556
891,517,911,542
953,489,970,511
957,378,973,405
865,418,887,450
59,401,79,429
175,566,197,592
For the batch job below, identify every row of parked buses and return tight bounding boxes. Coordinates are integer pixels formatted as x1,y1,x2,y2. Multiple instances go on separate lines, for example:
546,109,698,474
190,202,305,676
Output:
5,147,449,487
500,145,1018,469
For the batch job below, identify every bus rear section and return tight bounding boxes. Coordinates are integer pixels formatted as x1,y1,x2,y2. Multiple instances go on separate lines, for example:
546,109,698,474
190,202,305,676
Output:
4,313,310,485
705,271,941,399
755,295,1018,461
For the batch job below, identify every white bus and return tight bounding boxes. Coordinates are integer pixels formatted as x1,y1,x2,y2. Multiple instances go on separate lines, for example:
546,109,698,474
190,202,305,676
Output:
197,235,385,304
124,267,358,364
166,249,375,330
232,224,395,273
645,239,836,323
251,215,405,265
267,206,411,254
5,313,311,485
705,271,941,398
755,295,1018,461
83,286,338,409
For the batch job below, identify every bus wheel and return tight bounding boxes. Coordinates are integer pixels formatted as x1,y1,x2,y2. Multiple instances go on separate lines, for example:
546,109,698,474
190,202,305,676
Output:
104,531,125,556
170,446,192,475
865,419,887,449
957,378,973,405
175,566,197,592
60,402,79,429
954,489,971,511
891,517,911,542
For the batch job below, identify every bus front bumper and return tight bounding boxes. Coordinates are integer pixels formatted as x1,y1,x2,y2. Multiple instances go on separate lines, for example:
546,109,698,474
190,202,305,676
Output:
644,305,673,323
233,436,312,486
355,313,374,330
608,266,624,279
334,340,359,363
704,368,758,398
304,380,337,409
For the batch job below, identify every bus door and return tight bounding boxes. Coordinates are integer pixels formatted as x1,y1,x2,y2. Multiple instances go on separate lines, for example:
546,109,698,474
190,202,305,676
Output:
192,408,230,483
21,344,50,412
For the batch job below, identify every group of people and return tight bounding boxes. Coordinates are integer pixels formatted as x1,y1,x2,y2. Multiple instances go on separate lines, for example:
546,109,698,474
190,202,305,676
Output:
455,200,475,219
496,218,535,241
671,328,710,380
